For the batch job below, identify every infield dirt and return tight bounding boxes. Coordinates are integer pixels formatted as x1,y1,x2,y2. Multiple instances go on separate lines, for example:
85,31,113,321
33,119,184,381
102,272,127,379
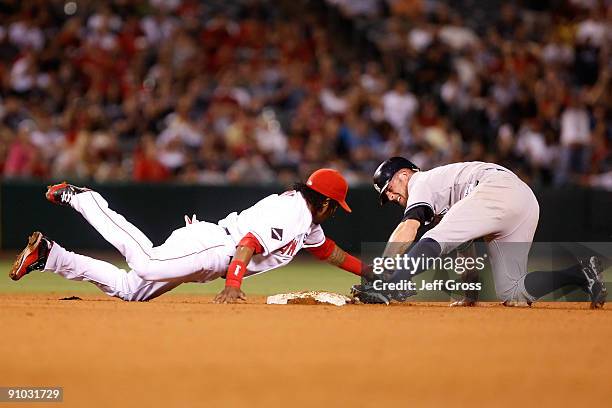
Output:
1,294,610,407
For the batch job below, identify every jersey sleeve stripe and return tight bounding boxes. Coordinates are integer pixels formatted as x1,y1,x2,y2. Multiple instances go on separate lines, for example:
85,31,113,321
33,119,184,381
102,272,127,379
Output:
404,202,434,214
302,239,326,248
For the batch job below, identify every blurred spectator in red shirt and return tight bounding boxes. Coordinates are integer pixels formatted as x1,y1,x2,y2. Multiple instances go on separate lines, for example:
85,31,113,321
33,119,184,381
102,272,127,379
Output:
4,121,46,178
133,134,170,182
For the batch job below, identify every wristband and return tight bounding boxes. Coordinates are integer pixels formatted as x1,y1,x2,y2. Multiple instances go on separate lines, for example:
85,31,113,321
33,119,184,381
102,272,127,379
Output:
226,259,247,288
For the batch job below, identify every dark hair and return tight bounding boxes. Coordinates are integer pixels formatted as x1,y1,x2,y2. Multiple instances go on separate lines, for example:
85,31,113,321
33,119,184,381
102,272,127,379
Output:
292,182,338,213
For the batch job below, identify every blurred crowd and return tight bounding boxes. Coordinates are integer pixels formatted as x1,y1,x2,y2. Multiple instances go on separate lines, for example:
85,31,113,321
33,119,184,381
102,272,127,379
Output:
0,0,611,189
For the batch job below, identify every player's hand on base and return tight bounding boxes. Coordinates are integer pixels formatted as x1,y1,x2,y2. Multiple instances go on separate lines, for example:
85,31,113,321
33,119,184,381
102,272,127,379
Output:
213,286,247,304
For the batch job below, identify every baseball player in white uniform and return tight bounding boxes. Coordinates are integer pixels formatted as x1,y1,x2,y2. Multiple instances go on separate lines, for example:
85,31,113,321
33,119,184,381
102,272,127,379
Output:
9,169,364,303
371,157,607,308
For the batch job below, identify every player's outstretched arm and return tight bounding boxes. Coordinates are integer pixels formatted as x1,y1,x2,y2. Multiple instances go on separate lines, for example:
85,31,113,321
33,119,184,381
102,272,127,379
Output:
213,245,253,304
381,219,420,258
307,238,369,277
214,233,263,304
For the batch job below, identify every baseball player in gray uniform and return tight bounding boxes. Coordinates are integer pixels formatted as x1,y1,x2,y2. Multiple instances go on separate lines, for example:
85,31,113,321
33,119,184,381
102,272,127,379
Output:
370,157,607,308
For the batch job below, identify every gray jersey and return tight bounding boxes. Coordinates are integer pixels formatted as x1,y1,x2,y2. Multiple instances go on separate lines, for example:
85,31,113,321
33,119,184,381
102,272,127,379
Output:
408,161,540,304
405,161,510,218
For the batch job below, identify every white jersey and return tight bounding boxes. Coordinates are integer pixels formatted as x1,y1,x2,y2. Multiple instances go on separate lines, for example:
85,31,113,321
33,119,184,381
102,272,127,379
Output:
405,161,512,217
218,191,326,275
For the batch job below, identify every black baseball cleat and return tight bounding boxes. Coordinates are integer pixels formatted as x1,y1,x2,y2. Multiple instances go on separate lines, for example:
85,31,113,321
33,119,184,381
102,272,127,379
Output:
351,282,417,305
580,256,607,309
45,182,90,206
351,283,392,305
9,232,53,281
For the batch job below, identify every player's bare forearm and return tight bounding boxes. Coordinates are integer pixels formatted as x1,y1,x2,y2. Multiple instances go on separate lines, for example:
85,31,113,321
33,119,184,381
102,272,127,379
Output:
314,242,364,277
325,245,347,267
232,245,255,267
382,219,420,258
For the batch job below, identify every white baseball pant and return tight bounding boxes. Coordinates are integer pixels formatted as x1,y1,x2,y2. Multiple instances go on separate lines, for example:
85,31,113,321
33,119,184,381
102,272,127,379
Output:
423,171,540,303
43,190,234,301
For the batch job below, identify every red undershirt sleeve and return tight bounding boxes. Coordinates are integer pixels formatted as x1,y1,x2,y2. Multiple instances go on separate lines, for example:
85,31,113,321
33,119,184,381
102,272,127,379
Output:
238,233,264,255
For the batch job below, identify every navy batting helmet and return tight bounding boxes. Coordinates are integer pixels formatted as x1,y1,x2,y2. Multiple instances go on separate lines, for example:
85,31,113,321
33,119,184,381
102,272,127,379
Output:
373,157,419,205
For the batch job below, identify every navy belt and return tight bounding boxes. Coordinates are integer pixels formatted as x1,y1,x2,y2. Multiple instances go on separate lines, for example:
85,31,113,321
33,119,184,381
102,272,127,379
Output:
476,168,507,185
